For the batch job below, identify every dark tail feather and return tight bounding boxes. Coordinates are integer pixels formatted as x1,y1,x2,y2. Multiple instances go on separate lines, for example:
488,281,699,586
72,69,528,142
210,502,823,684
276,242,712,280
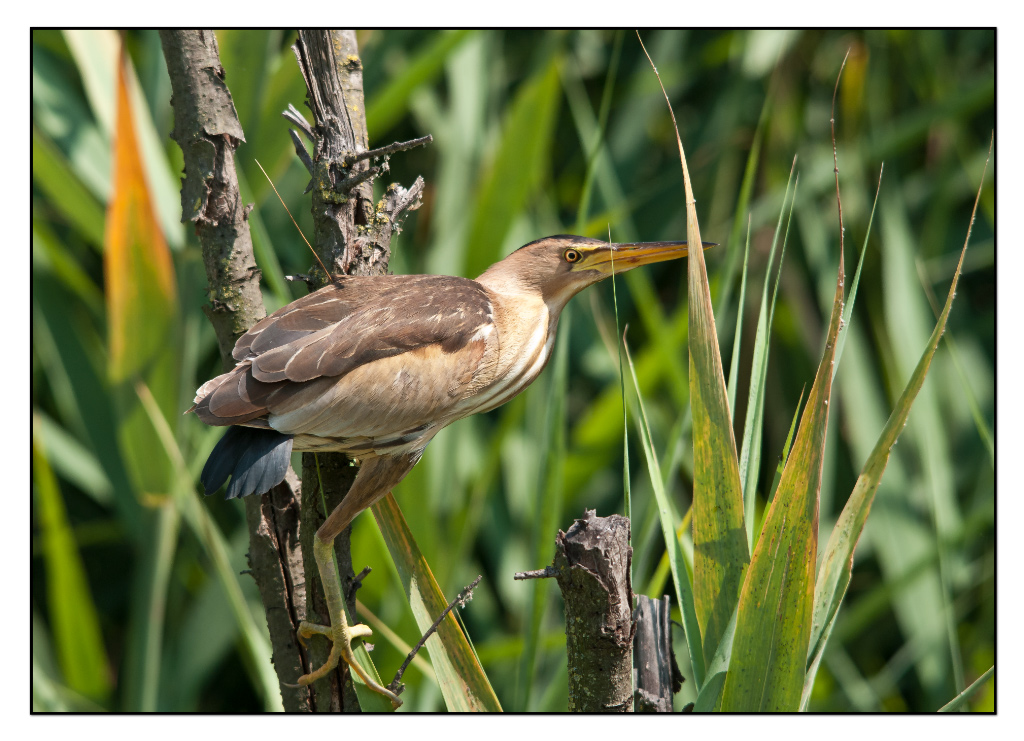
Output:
201,426,294,499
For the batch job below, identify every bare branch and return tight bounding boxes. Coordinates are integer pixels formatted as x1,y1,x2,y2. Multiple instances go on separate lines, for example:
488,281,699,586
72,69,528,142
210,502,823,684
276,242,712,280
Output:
387,576,483,695
347,134,433,165
513,566,558,580
288,129,315,178
160,29,311,713
346,566,372,603
529,510,635,712
283,102,315,142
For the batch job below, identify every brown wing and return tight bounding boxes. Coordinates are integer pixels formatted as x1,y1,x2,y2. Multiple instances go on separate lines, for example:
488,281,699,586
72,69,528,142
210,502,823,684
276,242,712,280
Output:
193,275,498,442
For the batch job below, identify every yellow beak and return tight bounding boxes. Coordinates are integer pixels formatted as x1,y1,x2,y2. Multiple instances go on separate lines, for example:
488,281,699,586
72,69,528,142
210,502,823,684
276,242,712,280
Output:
580,241,716,274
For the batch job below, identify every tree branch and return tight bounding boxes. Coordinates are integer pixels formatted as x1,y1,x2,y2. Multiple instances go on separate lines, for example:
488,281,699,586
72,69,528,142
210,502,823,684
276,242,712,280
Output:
290,29,428,712
159,29,311,713
347,134,433,165
632,595,683,711
529,510,635,712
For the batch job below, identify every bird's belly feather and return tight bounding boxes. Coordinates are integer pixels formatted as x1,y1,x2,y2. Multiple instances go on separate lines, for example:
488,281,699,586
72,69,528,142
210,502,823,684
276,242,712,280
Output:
267,335,488,444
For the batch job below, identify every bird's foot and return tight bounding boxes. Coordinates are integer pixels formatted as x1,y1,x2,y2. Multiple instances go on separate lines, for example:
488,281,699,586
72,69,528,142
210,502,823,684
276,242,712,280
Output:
293,537,402,708
295,618,400,707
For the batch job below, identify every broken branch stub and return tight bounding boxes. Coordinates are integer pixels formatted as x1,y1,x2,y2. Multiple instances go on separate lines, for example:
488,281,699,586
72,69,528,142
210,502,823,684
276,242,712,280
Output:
551,510,635,712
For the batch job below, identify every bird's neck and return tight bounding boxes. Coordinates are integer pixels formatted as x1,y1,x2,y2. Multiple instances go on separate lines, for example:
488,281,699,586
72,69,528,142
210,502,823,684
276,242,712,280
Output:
475,269,575,319
473,281,565,412
476,273,568,347
476,263,533,298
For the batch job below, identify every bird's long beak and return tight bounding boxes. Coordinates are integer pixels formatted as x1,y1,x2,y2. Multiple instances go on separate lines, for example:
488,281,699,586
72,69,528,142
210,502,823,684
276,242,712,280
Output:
580,241,716,275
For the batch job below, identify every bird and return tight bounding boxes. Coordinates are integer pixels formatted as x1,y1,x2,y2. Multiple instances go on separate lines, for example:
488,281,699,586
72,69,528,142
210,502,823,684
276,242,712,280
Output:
191,234,710,706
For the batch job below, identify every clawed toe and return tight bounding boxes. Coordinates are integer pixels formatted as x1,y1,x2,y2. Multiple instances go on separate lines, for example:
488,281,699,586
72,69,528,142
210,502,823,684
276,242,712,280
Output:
294,621,402,708
296,620,332,650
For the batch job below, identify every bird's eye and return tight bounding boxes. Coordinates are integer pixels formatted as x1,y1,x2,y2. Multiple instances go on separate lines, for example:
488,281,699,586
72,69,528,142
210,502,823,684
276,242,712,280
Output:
564,249,581,263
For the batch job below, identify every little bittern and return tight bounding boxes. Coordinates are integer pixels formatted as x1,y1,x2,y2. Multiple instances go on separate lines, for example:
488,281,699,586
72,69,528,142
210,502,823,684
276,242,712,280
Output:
192,234,709,705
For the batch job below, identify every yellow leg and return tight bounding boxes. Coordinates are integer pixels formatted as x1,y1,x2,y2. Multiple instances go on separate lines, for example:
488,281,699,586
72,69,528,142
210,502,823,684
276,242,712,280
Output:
295,536,403,709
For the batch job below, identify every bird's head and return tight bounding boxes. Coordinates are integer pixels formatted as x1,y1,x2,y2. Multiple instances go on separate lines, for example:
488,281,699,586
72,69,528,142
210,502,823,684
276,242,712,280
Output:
476,235,713,311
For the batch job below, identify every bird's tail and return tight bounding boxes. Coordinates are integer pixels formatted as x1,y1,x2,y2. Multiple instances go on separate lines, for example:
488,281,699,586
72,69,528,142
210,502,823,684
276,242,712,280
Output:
201,426,294,500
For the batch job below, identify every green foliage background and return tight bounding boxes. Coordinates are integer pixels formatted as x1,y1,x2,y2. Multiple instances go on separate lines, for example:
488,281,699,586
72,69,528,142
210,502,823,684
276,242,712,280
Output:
32,29,994,712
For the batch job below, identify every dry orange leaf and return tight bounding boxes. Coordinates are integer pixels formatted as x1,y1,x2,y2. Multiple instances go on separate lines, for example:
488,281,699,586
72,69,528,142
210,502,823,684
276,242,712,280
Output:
105,45,176,382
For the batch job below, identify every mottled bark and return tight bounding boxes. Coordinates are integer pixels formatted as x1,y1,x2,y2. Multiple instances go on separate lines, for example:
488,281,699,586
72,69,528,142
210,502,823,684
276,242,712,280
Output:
243,468,310,712
159,29,311,712
159,30,262,360
633,595,683,711
289,29,425,712
551,511,636,712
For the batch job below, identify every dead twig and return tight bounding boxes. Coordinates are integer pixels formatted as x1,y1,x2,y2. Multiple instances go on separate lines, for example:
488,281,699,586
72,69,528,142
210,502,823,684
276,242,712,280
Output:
514,566,558,580
335,164,383,192
346,134,433,165
283,103,315,142
346,566,372,602
289,129,316,178
387,575,483,695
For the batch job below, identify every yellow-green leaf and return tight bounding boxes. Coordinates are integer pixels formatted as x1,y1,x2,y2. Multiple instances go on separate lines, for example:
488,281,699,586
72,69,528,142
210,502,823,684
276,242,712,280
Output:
372,493,502,711
803,142,989,709
638,38,750,669
32,423,112,703
721,201,846,713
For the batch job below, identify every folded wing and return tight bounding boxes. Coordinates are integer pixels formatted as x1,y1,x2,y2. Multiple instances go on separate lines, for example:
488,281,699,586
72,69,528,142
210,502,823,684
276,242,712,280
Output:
193,275,499,445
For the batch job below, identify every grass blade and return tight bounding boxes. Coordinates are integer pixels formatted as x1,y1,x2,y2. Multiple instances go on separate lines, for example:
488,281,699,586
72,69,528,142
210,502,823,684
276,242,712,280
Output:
692,605,737,712
32,428,112,704
833,165,883,379
366,30,473,136
722,223,844,711
33,281,144,542
33,410,113,507
32,128,106,248
726,218,751,419
133,381,282,711
643,505,693,599
123,499,179,711
33,221,104,318
623,339,705,688
638,35,749,669
33,657,107,712
372,494,502,712
721,59,851,711
738,164,796,547
463,55,561,278
937,666,994,712
608,248,631,522
803,136,990,710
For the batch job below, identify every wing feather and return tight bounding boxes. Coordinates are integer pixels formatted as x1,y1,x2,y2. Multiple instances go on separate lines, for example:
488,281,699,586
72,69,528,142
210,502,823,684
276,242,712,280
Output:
194,274,498,445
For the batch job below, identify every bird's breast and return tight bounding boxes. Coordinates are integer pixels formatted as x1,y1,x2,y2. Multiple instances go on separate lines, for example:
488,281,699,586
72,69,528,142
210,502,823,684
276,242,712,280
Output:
460,293,557,415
